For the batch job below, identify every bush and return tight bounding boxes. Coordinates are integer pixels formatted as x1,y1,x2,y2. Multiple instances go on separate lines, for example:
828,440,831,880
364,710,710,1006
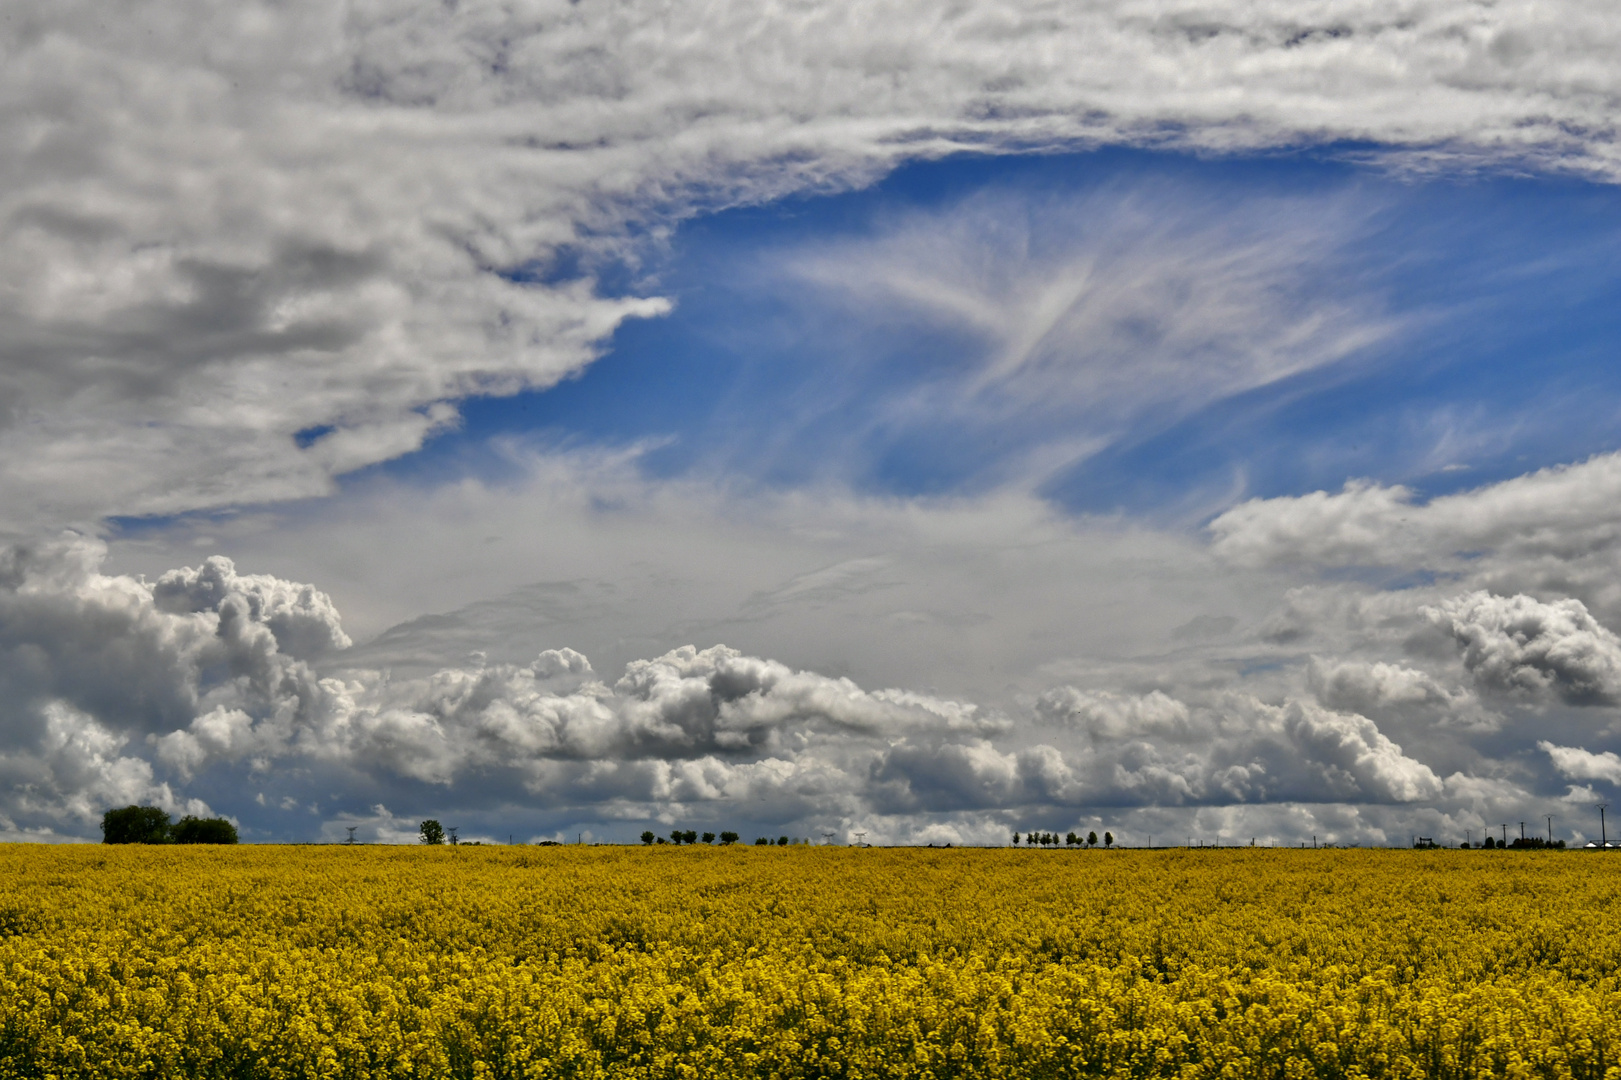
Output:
172,816,238,844
101,806,171,844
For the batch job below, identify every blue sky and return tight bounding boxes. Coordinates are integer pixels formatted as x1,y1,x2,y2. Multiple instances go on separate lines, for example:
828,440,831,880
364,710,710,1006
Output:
385,147,1621,527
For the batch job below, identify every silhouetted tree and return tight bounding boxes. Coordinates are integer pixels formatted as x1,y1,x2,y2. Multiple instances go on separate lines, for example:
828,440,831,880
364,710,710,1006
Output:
755,837,769,845
172,816,238,844
419,820,446,845
702,832,716,844
1011,832,1021,845
682,829,698,844
641,830,656,845
777,836,789,846
101,806,171,844
1104,831,1114,848
1087,830,1098,847
719,831,739,844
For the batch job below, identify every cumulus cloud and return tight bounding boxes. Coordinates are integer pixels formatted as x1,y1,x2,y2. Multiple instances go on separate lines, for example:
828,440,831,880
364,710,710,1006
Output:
0,535,1494,840
1426,592,1621,706
6,0,1621,527
1539,741,1621,786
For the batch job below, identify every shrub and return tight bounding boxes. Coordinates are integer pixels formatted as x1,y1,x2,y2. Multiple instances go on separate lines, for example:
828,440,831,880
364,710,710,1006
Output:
101,806,171,844
172,816,238,844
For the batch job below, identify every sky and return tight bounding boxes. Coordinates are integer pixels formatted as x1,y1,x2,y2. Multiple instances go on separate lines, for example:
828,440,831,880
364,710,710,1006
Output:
5,0,1621,846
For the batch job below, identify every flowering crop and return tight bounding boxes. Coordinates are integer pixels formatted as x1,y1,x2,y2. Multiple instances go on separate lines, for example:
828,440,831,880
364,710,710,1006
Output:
0,845,1617,1078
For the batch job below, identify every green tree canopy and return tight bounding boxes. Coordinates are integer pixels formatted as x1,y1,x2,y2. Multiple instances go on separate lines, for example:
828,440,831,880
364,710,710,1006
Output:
101,805,171,844
172,816,238,844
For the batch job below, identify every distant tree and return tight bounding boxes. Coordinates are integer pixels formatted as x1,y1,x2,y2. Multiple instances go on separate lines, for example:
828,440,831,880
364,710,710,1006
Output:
1011,832,1021,845
1460,840,1470,849
755,837,769,845
101,806,171,844
1483,836,1496,849
657,836,668,844
172,816,238,844
641,830,656,845
702,832,716,844
670,829,682,845
1104,831,1114,848
419,820,446,845
1087,830,1099,847
719,831,739,845
1065,832,1077,847
777,836,789,846
682,829,698,845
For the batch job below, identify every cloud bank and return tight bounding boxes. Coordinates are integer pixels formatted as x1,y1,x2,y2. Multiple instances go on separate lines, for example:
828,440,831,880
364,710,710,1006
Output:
6,510,1619,845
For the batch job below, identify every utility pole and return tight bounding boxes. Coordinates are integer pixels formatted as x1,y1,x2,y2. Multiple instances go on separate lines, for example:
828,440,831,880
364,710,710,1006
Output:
1519,822,1525,842
447,826,459,845
1547,817,1553,843
345,826,357,845
853,831,866,846
822,832,835,845
1499,824,1508,846
1599,804,1610,848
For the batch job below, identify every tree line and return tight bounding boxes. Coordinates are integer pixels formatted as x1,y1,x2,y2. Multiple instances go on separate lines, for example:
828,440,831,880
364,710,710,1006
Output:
101,805,238,844
1014,830,1113,848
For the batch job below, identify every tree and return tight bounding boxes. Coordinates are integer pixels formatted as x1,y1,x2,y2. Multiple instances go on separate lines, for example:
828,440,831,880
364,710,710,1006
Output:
172,816,238,844
702,832,716,844
102,805,171,844
1087,830,1099,847
682,829,698,845
719,831,739,845
1483,836,1496,849
1104,831,1114,848
755,837,769,845
1011,832,1021,845
641,830,656,845
1066,832,1078,847
670,829,684,845
777,836,789,846
419,820,446,845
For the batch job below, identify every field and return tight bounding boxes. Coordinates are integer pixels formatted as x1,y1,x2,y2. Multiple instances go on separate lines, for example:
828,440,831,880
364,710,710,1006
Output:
0,846,1617,1079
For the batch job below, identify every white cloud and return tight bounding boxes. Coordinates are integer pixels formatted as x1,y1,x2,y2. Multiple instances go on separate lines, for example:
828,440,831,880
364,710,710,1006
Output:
1540,741,1621,785
6,0,1621,528
0,532,1498,840
1427,592,1621,706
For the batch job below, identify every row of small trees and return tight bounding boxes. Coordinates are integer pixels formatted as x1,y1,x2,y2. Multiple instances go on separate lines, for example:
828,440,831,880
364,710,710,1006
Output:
641,829,742,845
1015,830,1113,848
101,806,238,844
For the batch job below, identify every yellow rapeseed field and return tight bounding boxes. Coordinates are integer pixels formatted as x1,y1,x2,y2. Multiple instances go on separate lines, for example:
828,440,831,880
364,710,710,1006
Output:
0,845,1617,1079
